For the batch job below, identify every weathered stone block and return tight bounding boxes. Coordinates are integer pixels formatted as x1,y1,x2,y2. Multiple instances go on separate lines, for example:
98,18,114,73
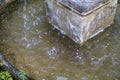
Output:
46,0,118,44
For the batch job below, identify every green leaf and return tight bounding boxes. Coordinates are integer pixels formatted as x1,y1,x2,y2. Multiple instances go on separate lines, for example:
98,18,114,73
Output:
8,77,13,80
0,62,3,66
19,70,26,80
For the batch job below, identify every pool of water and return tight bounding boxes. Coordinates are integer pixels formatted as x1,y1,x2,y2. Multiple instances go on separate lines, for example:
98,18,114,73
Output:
0,0,120,80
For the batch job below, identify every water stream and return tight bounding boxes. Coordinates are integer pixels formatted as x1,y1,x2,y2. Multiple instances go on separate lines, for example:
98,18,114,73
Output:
0,0,120,80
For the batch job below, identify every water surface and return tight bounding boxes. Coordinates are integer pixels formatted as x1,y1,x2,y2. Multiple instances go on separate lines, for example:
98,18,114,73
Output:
0,0,120,80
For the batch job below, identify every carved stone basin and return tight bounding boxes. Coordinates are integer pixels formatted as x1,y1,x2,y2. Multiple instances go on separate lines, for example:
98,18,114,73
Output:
46,0,118,44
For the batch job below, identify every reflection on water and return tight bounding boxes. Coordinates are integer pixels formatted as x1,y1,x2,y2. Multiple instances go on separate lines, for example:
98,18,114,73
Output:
0,0,120,80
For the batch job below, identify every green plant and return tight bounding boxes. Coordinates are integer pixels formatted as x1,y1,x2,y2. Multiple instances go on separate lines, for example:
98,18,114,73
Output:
19,70,26,80
0,71,13,80
0,62,13,80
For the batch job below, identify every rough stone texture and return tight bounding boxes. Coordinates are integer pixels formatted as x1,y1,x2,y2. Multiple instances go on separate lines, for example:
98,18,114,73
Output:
0,0,14,9
57,0,109,13
46,0,118,44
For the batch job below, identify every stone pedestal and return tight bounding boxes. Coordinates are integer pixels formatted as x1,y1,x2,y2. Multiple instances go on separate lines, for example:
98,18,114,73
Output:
46,0,118,44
